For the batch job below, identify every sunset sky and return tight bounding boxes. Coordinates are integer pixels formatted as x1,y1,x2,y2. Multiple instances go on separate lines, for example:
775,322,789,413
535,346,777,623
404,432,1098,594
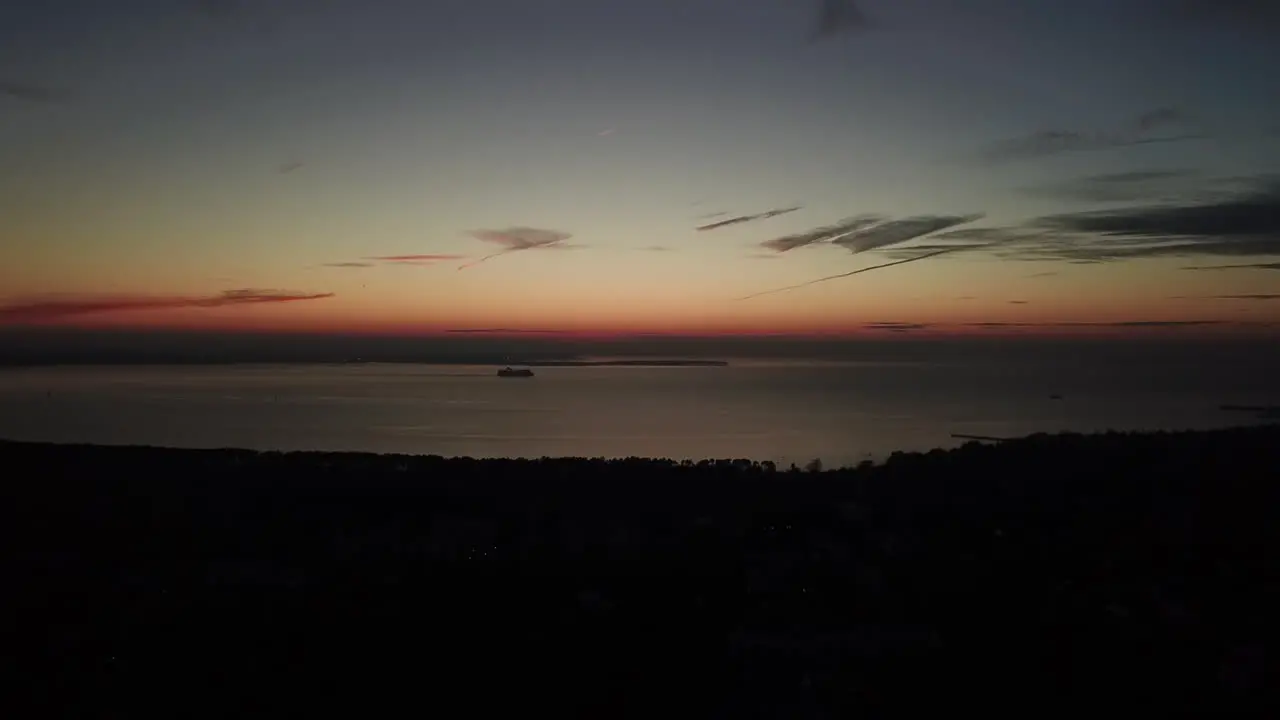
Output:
2,0,1279,338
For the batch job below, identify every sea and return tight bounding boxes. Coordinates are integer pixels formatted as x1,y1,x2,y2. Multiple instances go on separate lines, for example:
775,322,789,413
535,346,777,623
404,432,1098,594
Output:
2,352,1277,468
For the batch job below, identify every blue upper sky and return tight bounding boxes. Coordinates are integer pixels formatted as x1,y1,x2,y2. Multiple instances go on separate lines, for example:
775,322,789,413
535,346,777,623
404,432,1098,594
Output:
1,0,1278,334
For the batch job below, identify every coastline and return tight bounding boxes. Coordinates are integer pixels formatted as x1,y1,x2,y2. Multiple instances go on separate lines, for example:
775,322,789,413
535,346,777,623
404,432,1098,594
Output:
9,424,1277,715
4,422,1276,470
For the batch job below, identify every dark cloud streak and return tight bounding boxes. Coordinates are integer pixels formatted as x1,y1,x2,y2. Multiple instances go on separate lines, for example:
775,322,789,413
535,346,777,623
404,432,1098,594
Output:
0,289,334,321
930,177,1280,264
832,214,985,254
1014,178,1280,261
446,328,560,334
459,227,573,269
367,255,466,263
1173,0,1280,29
1183,262,1280,271
760,214,887,252
967,321,1226,328
865,322,929,332
812,0,872,41
871,226,1027,260
740,245,982,301
195,0,282,34
981,108,1207,163
1021,169,1197,203
696,206,802,232
0,80,70,103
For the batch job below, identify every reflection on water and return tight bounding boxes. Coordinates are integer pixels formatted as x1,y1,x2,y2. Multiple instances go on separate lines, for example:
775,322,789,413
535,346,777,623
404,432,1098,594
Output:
0,360,1276,467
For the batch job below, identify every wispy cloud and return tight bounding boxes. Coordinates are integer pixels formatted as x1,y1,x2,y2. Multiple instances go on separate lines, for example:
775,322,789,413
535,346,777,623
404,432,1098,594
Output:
1136,107,1190,133
1008,300,1029,305
323,262,374,268
278,160,305,174
196,0,281,33
459,227,574,269
832,214,985,254
812,0,872,41
196,0,239,18
696,206,802,232
760,214,887,252
761,214,984,255
744,217,1014,299
0,80,70,104
1172,0,1280,29
1214,294,1280,301
367,254,466,264
1021,169,1198,203
0,289,334,321
981,108,1207,163
695,211,728,220
445,328,560,334
1009,177,1280,261
741,245,990,300
1183,262,1280,271
874,235,1007,260
966,320,1226,328
638,245,674,252
865,322,929,333
1026,271,1059,278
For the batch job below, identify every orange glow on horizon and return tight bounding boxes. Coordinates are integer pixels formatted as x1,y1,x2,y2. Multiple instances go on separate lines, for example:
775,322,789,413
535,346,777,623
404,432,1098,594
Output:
8,310,1275,342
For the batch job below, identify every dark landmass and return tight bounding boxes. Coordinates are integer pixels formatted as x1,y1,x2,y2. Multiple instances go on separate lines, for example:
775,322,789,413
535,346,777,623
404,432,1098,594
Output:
514,359,728,367
5,328,1278,370
1221,404,1280,420
950,433,1014,442
0,355,727,369
7,426,1279,717
0,355,589,368
0,351,727,369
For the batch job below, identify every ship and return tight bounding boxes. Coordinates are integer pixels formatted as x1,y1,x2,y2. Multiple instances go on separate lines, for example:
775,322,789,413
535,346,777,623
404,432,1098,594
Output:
497,366,534,378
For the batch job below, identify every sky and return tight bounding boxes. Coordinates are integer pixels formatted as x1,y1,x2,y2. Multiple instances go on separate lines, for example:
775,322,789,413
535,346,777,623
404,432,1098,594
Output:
2,0,1279,339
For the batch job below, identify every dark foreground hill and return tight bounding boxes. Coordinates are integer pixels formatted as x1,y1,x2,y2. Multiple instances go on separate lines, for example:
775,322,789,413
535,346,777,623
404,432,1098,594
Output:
5,426,1279,717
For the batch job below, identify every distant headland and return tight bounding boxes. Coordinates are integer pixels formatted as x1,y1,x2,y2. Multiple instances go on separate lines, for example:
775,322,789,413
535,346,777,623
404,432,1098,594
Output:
512,359,728,367
337,358,729,367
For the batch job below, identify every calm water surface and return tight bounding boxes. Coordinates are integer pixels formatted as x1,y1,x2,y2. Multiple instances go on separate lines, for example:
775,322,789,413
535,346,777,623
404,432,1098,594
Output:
0,361,1275,467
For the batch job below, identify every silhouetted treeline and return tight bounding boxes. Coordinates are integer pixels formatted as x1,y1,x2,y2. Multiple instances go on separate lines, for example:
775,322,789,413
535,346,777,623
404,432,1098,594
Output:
6,426,1279,717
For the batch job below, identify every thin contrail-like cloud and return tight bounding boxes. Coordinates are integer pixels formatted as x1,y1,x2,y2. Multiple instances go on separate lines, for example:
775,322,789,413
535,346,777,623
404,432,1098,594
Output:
696,206,802,232
739,246,973,300
740,230,1048,300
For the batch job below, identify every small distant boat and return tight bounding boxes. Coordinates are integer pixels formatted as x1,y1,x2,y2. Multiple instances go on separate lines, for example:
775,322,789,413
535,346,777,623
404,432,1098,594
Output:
497,366,534,378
